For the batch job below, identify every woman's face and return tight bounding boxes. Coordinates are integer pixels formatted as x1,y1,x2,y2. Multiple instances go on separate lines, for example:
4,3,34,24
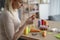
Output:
12,0,23,9
17,1,23,8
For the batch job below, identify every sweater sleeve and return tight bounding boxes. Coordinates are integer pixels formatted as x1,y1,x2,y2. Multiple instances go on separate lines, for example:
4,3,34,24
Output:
2,10,15,40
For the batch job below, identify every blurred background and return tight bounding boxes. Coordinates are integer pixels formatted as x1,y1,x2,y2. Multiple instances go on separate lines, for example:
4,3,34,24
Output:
0,0,60,21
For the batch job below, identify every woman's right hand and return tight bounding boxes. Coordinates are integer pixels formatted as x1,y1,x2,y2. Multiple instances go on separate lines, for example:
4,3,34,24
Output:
25,15,35,25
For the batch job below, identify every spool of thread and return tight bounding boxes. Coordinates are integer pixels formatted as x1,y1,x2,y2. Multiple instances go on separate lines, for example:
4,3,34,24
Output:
44,20,46,25
38,20,40,27
46,21,48,26
42,31,47,37
40,20,48,30
41,20,48,26
24,27,30,35
41,20,45,25
41,20,43,25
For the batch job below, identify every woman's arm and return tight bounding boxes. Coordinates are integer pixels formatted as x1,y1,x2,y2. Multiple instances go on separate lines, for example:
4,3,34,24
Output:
13,17,33,40
3,11,15,40
13,22,27,40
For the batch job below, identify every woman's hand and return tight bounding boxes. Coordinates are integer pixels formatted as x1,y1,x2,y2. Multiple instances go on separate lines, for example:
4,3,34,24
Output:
25,15,35,25
25,17,33,25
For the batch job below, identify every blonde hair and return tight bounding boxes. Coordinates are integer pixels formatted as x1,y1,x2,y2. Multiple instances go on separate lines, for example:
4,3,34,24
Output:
5,0,23,10
12,0,23,9
5,0,11,10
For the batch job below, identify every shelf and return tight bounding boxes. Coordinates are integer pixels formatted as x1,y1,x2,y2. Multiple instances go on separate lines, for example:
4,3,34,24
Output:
21,0,39,20
29,2,39,4
23,0,39,4
23,2,28,4
29,10,39,13
23,2,39,4
24,10,39,14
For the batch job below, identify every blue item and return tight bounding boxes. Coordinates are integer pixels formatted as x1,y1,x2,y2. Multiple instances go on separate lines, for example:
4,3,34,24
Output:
38,20,40,28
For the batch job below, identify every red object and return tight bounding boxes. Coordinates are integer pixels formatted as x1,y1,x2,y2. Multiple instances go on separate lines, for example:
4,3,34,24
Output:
44,21,46,25
41,20,46,25
41,20,44,25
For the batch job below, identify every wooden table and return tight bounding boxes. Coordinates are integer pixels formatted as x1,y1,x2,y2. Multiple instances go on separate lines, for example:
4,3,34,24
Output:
21,21,60,40
21,32,59,40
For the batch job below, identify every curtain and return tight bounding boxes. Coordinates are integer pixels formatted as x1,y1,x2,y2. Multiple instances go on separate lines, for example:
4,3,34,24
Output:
49,0,60,21
49,0,60,16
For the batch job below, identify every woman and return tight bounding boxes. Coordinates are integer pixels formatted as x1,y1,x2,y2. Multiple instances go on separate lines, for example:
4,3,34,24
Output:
0,0,33,40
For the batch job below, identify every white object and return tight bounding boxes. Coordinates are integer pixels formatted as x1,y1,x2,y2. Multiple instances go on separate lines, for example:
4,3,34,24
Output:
39,4,49,19
48,27,60,33
51,28,57,32
0,9,21,40
1,8,4,11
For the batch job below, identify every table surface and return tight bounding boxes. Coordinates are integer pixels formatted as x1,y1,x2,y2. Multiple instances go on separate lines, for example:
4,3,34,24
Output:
21,21,60,40
22,32,59,40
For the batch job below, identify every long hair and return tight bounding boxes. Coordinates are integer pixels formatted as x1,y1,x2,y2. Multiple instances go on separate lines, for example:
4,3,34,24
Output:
12,0,23,9
5,0,11,10
5,0,23,10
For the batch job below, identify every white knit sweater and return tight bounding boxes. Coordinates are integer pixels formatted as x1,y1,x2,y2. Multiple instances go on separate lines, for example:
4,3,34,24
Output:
0,9,21,40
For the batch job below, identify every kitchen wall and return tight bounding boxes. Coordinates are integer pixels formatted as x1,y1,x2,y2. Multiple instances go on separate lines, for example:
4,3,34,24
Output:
39,0,60,21
49,0,60,16
48,0,60,21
